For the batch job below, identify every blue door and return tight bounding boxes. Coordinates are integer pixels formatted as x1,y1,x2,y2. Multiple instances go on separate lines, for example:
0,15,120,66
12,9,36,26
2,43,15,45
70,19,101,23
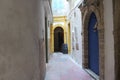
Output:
88,13,99,75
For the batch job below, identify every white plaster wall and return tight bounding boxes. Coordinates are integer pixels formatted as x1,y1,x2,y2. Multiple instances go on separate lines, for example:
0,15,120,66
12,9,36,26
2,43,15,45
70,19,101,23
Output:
0,0,47,80
53,22,64,26
104,0,115,80
69,8,82,66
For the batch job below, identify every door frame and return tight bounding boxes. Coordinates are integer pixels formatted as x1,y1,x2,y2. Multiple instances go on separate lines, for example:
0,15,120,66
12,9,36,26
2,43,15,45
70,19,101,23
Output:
81,5,104,80
88,12,99,75
54,27,64,52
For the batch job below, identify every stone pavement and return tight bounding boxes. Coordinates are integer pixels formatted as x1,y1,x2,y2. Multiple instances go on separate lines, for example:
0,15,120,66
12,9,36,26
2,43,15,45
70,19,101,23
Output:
45,53,94,80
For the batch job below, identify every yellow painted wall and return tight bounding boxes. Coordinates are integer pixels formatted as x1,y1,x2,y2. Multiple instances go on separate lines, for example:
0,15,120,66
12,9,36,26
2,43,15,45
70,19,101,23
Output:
68,22,71,53
50,16,71,53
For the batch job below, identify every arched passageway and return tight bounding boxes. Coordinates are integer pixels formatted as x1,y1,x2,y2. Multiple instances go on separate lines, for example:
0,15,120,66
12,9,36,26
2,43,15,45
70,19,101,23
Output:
54,27,64,52
88,13,99,75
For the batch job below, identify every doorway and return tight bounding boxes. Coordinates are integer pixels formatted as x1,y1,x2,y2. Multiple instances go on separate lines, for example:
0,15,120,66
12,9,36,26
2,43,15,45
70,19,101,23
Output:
88,13,99,75
54,27,64,52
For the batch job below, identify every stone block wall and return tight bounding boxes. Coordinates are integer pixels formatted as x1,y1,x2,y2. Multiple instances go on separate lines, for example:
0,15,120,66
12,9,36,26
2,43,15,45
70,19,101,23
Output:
80,0,105,79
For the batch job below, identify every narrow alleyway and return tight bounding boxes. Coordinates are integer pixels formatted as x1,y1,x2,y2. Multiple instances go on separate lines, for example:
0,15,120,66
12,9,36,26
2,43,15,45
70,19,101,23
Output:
45,53,94,80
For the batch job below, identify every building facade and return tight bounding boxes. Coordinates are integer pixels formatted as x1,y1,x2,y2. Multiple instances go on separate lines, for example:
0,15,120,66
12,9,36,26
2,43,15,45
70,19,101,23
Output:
66,0,83,68
50,16,71,53
80,0,116,80
0,0,53,80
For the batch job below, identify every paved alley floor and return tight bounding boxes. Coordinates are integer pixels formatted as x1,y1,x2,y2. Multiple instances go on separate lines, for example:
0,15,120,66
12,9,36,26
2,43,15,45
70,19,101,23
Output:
45,53,94,80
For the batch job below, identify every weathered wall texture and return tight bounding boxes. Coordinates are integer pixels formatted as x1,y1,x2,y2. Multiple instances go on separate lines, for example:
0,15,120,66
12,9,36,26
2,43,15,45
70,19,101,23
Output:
0,0,46,80
113,0,120,80
104,0,115,80
80,0,105,79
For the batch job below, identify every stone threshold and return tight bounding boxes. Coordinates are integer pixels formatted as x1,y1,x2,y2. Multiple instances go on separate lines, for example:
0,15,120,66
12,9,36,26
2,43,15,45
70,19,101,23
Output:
85,69,99,80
